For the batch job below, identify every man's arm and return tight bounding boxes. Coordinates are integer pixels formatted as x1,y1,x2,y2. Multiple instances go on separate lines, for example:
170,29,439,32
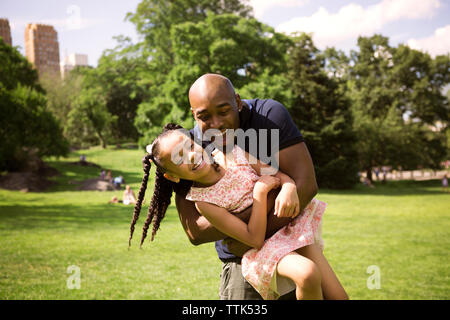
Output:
175,194,225,245
278,142,318,212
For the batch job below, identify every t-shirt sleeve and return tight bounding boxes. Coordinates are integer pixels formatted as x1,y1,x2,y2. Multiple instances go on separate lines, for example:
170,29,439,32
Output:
262,99,304,150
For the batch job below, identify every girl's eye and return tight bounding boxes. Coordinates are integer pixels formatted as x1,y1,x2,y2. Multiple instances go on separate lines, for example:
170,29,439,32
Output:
176,151,183,165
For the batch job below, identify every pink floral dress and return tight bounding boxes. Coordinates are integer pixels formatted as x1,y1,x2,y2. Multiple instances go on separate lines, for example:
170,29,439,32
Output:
186,146,326,300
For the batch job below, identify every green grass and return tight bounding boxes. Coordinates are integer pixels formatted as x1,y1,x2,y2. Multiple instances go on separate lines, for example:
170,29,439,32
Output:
0,145,449,299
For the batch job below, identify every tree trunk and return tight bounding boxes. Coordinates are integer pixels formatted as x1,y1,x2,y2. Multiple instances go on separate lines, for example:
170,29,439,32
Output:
366,167,373,182
97,131,107,149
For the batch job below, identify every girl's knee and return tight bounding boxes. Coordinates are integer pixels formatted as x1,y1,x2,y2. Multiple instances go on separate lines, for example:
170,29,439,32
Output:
302,262,322,289
293,260,321,289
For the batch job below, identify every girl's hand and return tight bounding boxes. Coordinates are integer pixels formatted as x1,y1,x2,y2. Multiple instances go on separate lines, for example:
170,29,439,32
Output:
274,183,300,218
254,175,281,196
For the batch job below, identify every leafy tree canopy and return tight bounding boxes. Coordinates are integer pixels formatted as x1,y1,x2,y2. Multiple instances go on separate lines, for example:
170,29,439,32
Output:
0,38,68,171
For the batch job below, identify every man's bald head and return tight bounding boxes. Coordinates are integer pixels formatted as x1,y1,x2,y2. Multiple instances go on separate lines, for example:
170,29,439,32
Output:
188,73,242,133
189,74,236,106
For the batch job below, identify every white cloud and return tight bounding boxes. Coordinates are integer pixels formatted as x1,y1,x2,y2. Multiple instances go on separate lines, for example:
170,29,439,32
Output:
276,0,442,49
407,25,450,57
248,0,309,19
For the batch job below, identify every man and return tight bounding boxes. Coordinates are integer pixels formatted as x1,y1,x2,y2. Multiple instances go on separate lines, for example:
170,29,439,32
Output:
176,73,345,299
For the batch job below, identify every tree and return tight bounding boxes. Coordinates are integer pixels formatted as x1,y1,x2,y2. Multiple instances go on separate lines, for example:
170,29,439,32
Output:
65,84,117,149
391,45,449,125
446,89,450,159
126,0,252,74
0,38,68,171
133,9,291,146
39,67,84,129
286,33,359,189
238,69,294,108
347,35,449,179
90,37,151,142
0,39,43,92
46,36,151,148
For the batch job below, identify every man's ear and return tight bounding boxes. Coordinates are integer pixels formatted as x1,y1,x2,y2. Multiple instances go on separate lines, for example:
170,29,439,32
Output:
235,93,243,112
163,173,180,183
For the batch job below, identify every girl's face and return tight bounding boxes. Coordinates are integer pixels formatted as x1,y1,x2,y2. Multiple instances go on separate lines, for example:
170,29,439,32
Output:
158,131,214,182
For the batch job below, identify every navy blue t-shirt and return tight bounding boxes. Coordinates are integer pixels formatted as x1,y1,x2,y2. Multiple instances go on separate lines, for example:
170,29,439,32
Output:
191,98,304,262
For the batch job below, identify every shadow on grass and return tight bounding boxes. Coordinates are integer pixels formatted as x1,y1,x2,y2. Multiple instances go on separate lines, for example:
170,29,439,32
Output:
0,202,179,231
320,179,447,196
44,161,145,193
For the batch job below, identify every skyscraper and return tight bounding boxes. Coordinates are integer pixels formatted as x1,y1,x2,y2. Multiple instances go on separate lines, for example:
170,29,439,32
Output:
0,18,12,46
25,23,61,77
60,53,89,79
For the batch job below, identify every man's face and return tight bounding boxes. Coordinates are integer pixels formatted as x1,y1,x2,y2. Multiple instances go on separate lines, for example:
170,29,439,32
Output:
190,88,241,147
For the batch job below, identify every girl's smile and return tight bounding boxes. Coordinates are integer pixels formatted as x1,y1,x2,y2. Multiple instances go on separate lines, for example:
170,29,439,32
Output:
192,157,206,171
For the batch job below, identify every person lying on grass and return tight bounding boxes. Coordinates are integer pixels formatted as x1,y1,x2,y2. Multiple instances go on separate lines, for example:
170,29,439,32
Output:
129,123,347,300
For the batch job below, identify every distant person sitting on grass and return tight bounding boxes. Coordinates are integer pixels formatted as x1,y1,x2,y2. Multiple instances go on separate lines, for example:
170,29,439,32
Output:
123,185,137,205
363,177,374,188
109,196,122,204
128,123,348,300
113,176,124,189
442,174,448,192
106,170,113,183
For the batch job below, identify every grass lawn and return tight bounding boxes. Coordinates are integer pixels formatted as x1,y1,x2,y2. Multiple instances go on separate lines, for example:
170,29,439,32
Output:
0,145,449,300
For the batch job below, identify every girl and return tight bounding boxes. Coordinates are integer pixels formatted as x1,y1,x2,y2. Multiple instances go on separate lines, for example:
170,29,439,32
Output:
123,185,137,205
129,123,347,300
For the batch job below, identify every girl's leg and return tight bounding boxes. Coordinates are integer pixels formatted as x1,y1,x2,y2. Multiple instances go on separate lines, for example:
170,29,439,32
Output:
276,251,323,300
296,244,349,300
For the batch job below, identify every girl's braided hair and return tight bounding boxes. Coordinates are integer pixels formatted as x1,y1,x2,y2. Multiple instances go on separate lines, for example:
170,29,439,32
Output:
128,123,193,248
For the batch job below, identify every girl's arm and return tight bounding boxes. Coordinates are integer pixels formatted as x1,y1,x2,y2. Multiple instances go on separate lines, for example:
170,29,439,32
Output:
273,171,299,218
195,175,280,250
246,151,300,218
174,189,280,246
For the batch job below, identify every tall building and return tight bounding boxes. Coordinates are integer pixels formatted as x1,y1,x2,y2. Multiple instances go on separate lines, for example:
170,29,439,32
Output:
0,18,12,46
60,53,88,78
25,23,60,77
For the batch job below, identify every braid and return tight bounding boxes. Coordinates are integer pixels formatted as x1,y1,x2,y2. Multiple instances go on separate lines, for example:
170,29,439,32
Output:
139,168,174,247
129,122,195,248
128,154,152,248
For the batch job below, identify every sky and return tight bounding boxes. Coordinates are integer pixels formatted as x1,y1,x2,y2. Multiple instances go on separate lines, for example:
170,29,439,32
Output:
1,0,449,67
